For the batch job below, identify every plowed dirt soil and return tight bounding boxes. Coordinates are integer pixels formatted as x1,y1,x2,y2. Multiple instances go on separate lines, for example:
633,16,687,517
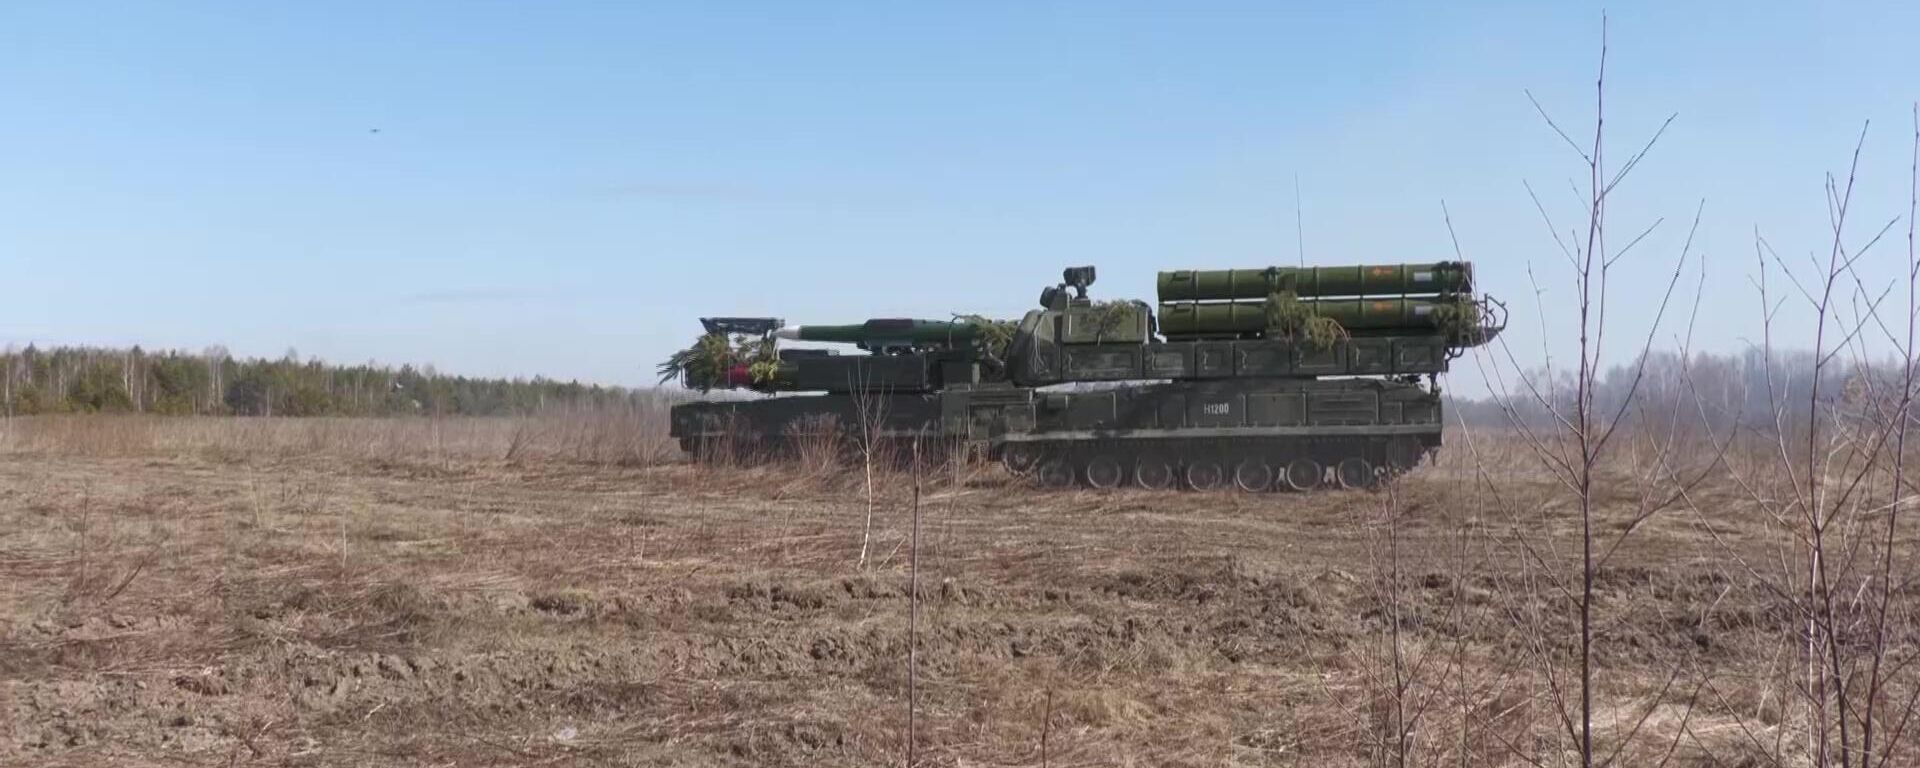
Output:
0,446,1839,766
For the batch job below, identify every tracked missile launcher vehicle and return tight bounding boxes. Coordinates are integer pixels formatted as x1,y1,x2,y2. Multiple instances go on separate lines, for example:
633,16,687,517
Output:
667,263,1503,491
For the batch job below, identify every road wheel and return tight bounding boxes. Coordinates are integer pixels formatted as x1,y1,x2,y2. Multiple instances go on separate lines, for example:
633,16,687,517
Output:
1283,458,1322,492
1037,459,1077,489
1134,457,1177,490
1185,460,1226,492
1085,456,1124,490
1233,460,1275,493
1002,443,1040,476
1337,457,1376,489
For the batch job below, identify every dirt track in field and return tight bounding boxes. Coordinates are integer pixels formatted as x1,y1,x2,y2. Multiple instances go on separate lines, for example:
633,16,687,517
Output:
0,445,1842,766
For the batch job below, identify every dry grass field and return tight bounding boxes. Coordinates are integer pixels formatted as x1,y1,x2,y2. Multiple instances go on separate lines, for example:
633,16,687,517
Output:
0,414,1914,767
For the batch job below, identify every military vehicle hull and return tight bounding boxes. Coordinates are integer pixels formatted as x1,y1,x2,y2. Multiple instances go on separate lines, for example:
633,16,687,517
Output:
664,263,1496,491
670,392,947,459
668,376,1439,491
995,378,1440,491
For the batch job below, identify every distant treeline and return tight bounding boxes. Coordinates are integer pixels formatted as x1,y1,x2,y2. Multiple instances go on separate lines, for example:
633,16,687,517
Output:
0,345,660,417
1448,347,1899,434
7,343,1885,432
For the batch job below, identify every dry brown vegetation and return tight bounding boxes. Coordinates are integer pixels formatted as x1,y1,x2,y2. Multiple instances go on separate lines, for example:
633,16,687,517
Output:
1,414,1913,767
0,400,680,467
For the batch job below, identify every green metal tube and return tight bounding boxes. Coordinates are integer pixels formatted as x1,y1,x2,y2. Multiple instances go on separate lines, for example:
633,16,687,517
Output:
1157,262,1473,301
1157,302,1266,335
1158,298,1464,336
776,319,980,347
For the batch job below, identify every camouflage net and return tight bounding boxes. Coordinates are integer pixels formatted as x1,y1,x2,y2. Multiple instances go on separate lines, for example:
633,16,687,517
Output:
1263,291,1349,350
1084,300,1138,341
954,314,1017,362
1431,298,1484,345
657,333,779,392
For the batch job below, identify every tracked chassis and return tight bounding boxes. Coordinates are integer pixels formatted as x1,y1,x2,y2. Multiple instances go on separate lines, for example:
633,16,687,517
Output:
670,376,1439,491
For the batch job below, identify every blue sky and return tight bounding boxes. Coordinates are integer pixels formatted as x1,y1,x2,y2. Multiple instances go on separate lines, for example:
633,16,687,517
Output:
4,2,1917,391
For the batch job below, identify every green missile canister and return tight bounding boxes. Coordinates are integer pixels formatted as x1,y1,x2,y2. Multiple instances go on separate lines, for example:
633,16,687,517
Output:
775,319,980,350
1158,297,1470,336
1157,262,1473,302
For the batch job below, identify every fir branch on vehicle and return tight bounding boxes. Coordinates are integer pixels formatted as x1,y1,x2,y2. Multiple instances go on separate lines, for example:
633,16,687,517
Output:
657,333,781,392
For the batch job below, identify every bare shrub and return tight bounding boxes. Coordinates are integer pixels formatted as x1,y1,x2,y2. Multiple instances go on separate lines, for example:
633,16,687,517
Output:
784,414,848,481
1447,24,1920,768
1670,110,1920,767
1459,18,1724,766
852,381,891,570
